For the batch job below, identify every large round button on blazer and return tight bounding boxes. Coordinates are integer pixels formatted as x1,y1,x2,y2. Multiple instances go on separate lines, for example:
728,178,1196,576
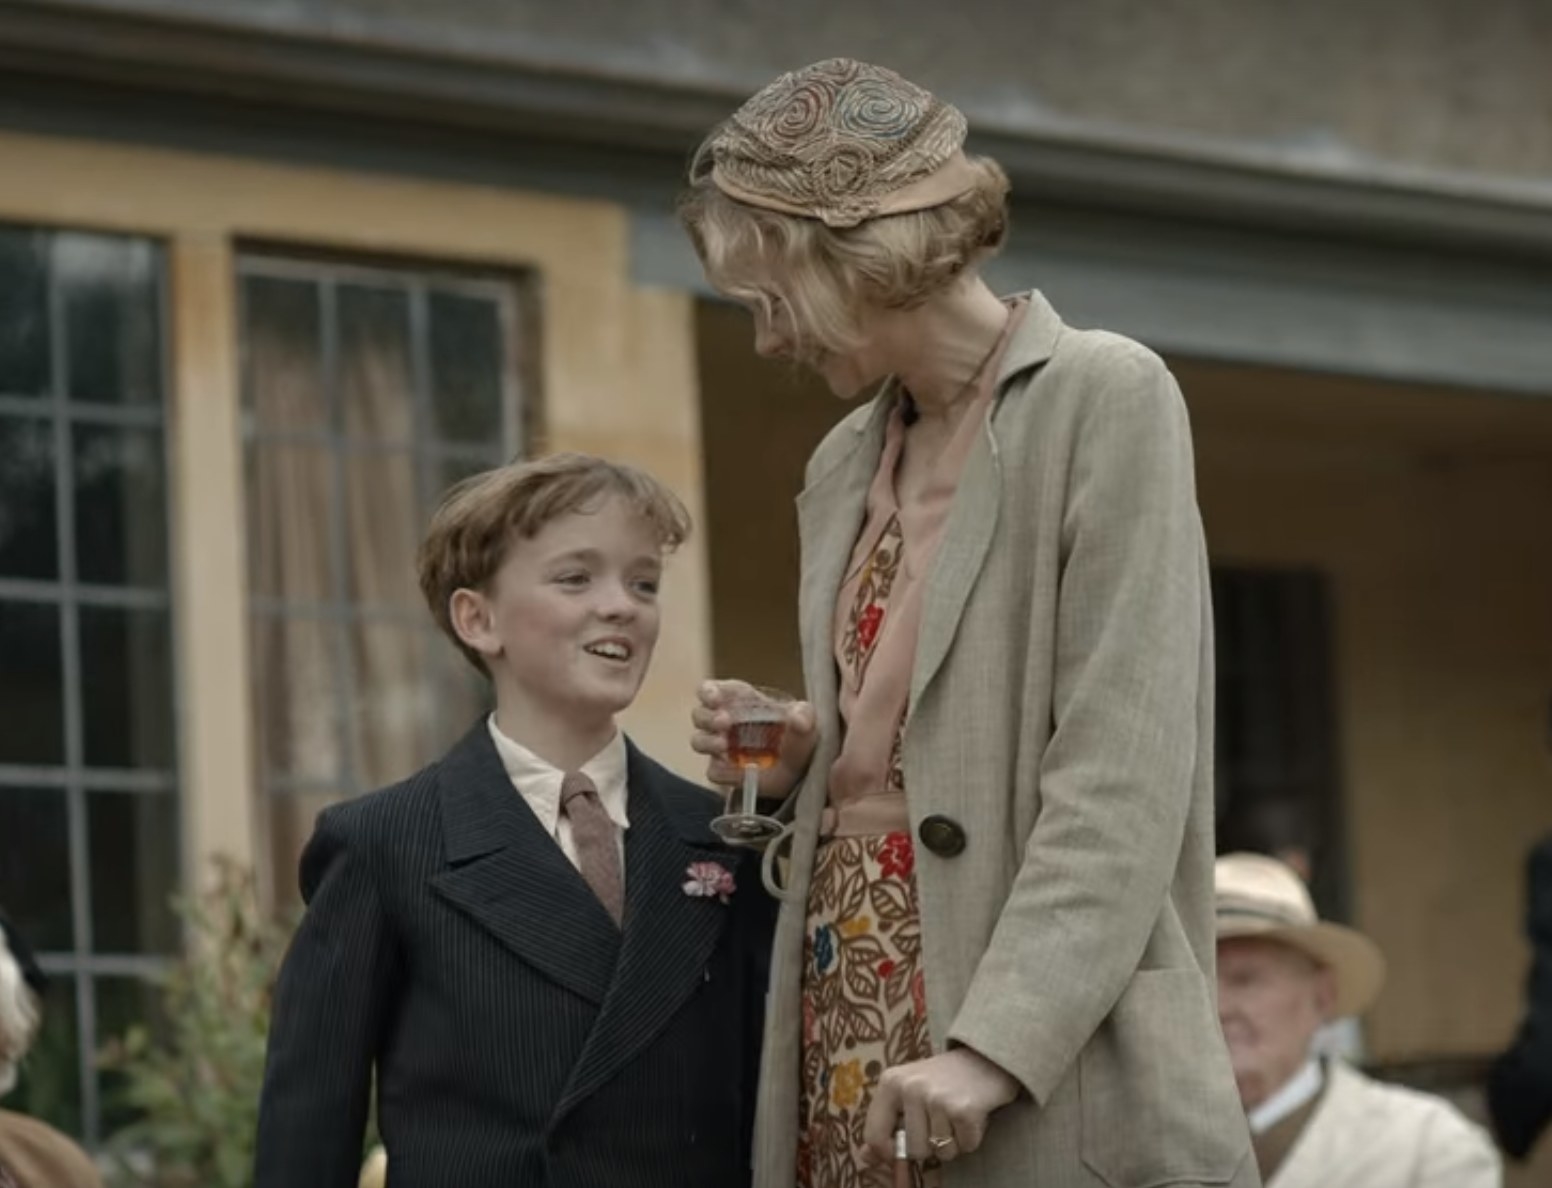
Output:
917,814,966,858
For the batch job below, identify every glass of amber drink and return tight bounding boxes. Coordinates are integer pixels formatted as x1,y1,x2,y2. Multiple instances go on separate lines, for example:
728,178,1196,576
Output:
710,686,792,845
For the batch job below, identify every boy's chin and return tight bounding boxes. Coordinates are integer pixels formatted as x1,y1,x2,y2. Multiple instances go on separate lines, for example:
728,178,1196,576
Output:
578,675,648,716
498,671,644,727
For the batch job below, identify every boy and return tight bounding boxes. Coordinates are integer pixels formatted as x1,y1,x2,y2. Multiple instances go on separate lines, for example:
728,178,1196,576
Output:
255,454,774,1188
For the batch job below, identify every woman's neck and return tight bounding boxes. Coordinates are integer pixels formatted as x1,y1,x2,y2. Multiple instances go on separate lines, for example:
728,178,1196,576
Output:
892,278,1010,420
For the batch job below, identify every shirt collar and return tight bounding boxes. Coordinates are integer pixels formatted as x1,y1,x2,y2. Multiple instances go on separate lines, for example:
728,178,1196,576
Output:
486,716,631,836
1248,1058,1324,1135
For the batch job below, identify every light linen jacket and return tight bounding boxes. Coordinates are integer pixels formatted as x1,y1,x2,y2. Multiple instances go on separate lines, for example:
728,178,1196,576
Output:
1269,1062,1501,1188
753,292,1258,1188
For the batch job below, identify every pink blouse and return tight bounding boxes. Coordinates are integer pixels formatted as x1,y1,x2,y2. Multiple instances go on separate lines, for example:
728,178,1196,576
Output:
824,301,1027,838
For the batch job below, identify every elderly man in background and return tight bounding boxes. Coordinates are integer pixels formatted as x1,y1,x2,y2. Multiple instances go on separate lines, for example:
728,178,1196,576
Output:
1215,853,1501,1188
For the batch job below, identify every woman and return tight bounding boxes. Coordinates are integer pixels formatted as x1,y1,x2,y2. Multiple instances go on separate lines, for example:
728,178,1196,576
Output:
0,914,103,1188
684,60,1257,1188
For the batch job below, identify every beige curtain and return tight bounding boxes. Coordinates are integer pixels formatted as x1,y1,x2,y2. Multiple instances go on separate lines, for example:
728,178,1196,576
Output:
337,285,427,790
246,279,340,796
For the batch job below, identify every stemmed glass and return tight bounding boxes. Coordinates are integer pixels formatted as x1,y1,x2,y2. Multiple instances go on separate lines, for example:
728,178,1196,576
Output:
709,685,792,846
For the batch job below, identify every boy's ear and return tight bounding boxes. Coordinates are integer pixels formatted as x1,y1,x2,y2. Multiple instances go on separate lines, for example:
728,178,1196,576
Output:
449,588,501,658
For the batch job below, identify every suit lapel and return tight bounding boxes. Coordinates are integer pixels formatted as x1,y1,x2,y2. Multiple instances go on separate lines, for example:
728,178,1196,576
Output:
554,745,735,1122
428,723,621,1006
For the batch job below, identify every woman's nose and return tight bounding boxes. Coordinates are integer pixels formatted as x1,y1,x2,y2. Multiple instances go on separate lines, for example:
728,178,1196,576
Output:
753,319,790,360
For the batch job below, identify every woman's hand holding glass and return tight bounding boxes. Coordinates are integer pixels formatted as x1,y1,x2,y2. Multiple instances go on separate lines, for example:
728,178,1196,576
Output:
691,679,818,816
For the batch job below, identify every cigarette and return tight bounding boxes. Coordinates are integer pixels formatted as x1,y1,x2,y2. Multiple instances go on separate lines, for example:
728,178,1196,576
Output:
893,1127,910,1188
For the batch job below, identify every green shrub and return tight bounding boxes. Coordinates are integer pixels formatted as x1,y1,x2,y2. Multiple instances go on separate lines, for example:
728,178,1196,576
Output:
98,859,295,1188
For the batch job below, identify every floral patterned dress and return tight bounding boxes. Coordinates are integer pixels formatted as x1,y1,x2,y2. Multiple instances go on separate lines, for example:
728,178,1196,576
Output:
798,515,936,1188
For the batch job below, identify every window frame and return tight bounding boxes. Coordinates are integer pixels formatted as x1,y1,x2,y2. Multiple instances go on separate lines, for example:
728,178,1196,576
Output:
0,221,179,1145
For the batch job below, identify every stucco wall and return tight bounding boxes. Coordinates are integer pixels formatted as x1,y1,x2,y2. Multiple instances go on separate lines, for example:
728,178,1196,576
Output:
37,0,1552,179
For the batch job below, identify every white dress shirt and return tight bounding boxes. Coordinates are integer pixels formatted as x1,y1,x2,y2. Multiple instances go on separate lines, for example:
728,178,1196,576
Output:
1250,1058,1324,1135
486,716,630,875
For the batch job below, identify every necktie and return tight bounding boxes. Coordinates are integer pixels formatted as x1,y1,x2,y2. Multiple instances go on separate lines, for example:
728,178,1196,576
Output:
560,771,624,926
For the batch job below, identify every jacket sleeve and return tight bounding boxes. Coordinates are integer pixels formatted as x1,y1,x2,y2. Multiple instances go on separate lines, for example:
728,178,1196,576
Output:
1413,1105,1503,1188
1488,837,1552,1159
254,807,399,1188
947,345,1209,1103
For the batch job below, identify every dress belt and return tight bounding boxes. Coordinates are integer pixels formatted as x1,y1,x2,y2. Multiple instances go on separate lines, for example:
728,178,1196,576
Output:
819,792,911,839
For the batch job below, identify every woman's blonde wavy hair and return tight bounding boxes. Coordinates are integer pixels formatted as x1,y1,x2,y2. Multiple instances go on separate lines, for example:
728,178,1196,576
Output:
679,142,1012,361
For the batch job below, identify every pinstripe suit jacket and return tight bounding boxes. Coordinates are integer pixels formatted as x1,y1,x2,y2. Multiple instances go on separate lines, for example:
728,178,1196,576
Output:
254,723,773,1188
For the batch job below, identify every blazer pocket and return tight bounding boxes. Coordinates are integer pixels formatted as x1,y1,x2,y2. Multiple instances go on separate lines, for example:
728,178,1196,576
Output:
1079,968,1250,1188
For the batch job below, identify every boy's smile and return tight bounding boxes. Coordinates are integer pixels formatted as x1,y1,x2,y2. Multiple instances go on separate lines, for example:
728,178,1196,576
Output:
454,493,664,763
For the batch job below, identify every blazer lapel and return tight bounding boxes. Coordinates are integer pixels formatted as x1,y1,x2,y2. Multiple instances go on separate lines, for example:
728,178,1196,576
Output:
908,437,1001,719
909,292,1063,719
428,724,622,1006
554,744,735,1123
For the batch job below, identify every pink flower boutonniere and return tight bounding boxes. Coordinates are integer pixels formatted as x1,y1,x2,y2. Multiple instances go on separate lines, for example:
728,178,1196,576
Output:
683,861,736,904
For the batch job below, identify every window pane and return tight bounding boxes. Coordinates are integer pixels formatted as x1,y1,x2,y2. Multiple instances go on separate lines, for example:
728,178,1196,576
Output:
0,226,50,397
0,415,58,579
424,453,501,525
342,450,418,608
1212,567,1345,919
73,424,168,587
268,792,340,914
97,974,169,1136
8,973,81,1137
88,791,179,954
0,600,64,764
351,624,433,788
429,292,504,444
339,284,414,442
253,614,344,783
59,234,162,407
0,787,72,951
248,442,335,601
80,605,175,770
244,276,326,434
437,452,500,495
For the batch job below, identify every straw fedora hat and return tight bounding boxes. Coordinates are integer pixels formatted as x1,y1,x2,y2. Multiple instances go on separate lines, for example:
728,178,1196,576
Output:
1215,852,1387,1018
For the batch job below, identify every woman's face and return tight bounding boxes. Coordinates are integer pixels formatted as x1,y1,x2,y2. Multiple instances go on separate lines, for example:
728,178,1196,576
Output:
739,287,894,400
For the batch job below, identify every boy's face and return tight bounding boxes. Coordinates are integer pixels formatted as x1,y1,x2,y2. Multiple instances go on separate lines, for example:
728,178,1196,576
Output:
462,495,664,732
